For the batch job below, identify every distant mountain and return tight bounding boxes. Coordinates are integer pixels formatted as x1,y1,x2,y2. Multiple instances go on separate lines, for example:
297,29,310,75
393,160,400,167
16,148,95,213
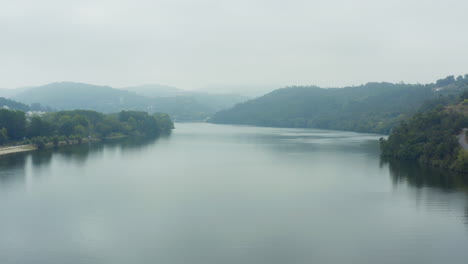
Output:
11,82,249,121
209,75,468,134
199,84,278,97
187,93,249,112
0,87,33,98
13,82,147,113
122,84,186,98
0,97,30,111
120,84,249,112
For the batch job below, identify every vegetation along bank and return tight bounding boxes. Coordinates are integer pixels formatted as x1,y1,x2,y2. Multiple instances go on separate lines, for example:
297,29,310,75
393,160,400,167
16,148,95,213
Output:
0,109,174,155
380,91,468,173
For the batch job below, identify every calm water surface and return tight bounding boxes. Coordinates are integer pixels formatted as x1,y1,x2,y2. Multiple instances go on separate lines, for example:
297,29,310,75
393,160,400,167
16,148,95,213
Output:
1,123,467,264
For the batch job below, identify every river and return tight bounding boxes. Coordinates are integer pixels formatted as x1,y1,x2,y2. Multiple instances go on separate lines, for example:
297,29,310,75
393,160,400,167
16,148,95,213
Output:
1,123,467,264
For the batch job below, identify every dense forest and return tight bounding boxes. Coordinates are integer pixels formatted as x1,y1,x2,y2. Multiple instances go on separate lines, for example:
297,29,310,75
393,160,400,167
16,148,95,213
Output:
209,75,468,134
0,109,174,148
380,93,468,173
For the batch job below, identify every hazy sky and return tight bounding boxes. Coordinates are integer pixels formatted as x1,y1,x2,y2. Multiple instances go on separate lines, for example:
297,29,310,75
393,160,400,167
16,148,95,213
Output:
1,0,467,92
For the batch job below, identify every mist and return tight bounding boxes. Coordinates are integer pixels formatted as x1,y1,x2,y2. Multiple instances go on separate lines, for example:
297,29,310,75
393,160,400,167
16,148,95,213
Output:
1,0,468,93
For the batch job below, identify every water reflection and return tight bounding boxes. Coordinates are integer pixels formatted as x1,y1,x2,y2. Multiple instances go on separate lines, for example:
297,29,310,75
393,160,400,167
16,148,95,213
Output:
0,153,28,186
31,149,53,166
383,159,468,193
464,207,468,226
383,159,468,226
1,124,468,264
0,135,167,188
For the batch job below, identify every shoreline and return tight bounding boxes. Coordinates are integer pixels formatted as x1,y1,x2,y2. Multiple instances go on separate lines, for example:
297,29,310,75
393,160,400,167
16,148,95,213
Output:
0,134,166,157
0,137,103,157
0,144,37,156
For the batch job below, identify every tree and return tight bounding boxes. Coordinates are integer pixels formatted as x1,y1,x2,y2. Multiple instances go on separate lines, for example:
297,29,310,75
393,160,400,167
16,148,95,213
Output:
0,127,8,145
436,75,456,87
32,137,46,149
452,150,468,173
52,136,59,147
0,109,26,140
27,116,52,138
59,120,75,136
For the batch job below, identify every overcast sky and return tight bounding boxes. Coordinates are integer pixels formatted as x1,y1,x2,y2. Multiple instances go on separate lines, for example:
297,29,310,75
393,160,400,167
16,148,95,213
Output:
1,0,467,92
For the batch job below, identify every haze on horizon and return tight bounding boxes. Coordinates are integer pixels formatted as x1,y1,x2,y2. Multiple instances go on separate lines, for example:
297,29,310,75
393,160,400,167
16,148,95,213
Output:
1,0,467,93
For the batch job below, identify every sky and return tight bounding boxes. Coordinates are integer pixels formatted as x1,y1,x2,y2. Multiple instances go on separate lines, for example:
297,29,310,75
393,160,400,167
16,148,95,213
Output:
1,0,467,93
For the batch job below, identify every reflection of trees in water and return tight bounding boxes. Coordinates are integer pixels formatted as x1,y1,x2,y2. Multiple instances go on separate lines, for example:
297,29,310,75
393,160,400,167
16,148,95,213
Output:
54,136,165,163
383,158,468,193
0,153,28,185
55,136,164,163
383,158,468,225
0,152,28,168
31,149,53,166
0,135,170,186
55,143,105,163
103,136,163,152
466,207,468,225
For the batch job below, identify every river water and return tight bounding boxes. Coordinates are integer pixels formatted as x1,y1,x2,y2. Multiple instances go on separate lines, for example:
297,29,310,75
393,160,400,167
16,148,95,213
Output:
1,123,467,264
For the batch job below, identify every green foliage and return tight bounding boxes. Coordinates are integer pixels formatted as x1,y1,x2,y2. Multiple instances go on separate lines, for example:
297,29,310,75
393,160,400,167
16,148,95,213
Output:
153,113,175,132
0,109,174,147
27,116,52,138
452,150,468,172
0,127,8,145
52,136,59,147
0,109,26,140
118,111,174,136
380,109,468,172
210,83,435,134
31,137,46,149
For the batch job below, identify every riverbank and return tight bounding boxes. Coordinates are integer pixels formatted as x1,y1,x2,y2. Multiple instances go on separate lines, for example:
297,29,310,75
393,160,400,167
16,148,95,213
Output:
0,144,37,156
0,137,104,157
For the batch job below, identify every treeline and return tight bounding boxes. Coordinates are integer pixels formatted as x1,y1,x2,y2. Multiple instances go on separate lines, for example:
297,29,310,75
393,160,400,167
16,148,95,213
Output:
380,93,468,173
209,75,468,134
0,109,174,147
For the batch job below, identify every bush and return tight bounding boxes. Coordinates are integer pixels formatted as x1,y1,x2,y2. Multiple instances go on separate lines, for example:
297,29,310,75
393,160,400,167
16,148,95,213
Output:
32,137,46,149
452,149,468,173
381,109,468,170
52,136,59,147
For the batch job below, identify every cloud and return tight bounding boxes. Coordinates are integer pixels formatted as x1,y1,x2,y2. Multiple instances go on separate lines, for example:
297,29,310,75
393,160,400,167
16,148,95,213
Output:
0,0,467,92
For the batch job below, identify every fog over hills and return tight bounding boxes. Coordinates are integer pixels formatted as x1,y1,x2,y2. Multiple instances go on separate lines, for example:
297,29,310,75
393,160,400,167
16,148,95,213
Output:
6,82,248,121
122,84,185,98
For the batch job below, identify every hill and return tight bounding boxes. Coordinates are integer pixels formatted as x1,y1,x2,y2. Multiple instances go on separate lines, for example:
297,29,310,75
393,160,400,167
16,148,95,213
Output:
121,85,249,112
10,82,248,121
13,82,148,113
122,84,185,98
380,92,468,173
0,87,32,98
209,75,468,134
0,97,30,111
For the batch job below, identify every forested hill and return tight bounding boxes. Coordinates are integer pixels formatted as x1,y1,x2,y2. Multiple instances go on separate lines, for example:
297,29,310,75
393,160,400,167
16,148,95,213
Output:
10,82,247,121
0,97,30,111
380,91,468,173
12,82,154,113
209,75,468,134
